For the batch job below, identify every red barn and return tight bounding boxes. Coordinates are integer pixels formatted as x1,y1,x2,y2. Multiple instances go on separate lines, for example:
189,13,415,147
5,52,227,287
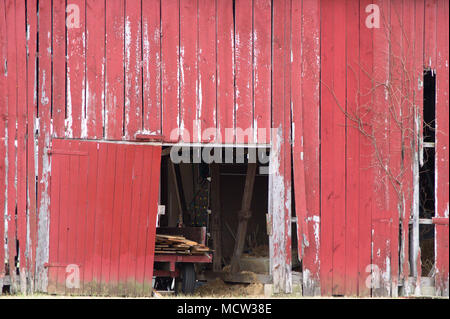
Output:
0,0,448,297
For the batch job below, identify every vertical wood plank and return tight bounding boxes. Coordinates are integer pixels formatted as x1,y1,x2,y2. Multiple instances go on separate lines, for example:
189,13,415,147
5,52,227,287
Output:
15,0,27,292
73,141,89,295
66,0,86,138
320,0,347,296
435,0,449,297
142,146,162,295
99,143,117,294
117,145,136,295
291,0,308,263
6,0,18,292
65,144,81,294
52,0,66,137
198,0,217,143
134,146,154,295
0,0,7,288
358,0,374,297
125,145,145,296
424,0,437,69
81,141,99,294
179,0,198,142
142,0,161,135
345,0,360,297
234,0,253,144
301,0,321,296
124,0,143,139
36,0,53,291
55,149,70,294
26,0,38,290
161,0,180,142
109,145,126,293
253,0,271,144
216,0,235,144
86,0,106,139
47,141,62,294
91,142,108,293
105,0,125,140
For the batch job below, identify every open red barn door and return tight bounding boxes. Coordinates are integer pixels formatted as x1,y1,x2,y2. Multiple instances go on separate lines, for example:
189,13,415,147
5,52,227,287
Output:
47,139,161,296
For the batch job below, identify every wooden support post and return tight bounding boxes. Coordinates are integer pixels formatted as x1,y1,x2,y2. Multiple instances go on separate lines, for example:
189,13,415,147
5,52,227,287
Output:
230,163,257,273
169,160,184,226
210,163,223,272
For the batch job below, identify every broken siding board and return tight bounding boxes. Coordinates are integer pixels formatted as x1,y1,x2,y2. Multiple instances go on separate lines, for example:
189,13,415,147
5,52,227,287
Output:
358,0,375,297
142,0,161,135
320,0,346,296
6,0,18,292
270,0,292,294
66,0,86,138
344,0,360,297
179,0,198,143
300,0,321,297
435,0,449,297
253,0,271,144
86,0,106,139
0,0,6,284
26,0,38,289
161,0,180,142
216,0,235,144
198,0,217,143
234,0,253,144
124,0,143,140
52,0,66,138
105,0,125,140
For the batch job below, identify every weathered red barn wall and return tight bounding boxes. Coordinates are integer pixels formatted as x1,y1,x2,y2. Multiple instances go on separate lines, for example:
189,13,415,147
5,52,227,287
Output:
0,0,448,297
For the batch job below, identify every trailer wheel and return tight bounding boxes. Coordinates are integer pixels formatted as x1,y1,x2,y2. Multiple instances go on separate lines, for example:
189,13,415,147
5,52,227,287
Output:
180,263,196,295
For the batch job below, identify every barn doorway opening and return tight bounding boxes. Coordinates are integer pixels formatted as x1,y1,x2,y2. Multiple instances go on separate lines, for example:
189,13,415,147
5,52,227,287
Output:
154,146,272,295
419,70,436,277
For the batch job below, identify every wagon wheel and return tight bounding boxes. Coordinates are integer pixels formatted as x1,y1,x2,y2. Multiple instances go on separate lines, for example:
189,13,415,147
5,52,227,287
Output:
177,263,196,295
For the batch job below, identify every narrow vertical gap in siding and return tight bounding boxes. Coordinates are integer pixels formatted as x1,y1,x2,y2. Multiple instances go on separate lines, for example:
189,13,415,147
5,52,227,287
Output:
36,0,39,118
318,0,322,274
178,0,181,137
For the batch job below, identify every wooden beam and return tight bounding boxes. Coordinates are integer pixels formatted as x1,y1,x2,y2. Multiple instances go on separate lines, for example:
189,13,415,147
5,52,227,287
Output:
230,163,257,273
169,160,184,226
210,163,223,272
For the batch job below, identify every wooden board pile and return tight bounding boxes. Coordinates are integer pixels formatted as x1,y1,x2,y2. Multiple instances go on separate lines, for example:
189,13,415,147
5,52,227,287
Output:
155,234,212,255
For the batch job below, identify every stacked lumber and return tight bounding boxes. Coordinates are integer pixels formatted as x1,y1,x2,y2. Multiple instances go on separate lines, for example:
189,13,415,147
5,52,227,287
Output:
155,234,212,255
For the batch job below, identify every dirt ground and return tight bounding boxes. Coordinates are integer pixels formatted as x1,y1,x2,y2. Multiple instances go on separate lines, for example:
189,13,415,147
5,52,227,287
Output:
193,278,265,298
